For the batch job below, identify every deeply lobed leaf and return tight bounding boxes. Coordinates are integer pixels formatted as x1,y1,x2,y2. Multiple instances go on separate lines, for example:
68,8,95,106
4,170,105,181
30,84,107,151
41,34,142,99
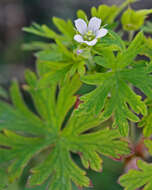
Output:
79,32,149,136
0,75,130,190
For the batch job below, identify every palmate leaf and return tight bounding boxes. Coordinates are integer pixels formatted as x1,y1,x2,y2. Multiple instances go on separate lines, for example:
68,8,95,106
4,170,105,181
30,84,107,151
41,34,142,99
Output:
0,74,130,190
80,32,150,136
119,139,152,190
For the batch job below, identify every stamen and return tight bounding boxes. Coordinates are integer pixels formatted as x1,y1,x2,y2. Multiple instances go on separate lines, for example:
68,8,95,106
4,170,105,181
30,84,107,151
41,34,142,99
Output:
83,30,95,41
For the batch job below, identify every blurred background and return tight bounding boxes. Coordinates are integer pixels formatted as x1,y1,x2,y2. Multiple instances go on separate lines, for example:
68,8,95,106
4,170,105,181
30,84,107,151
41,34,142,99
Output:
0,0,151,189
0,0,152,86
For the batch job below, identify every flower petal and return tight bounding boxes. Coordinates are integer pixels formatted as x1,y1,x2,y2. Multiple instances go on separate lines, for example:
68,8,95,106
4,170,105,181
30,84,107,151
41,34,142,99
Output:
74,19,87,35
74,34,84,43
84,39,97,46
88,17,101,32
96,28,108,39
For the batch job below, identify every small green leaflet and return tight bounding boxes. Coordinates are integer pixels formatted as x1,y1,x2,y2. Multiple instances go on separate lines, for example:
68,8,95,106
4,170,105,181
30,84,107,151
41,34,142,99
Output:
119,159,152,190
0,75,130,190
80,32,150,136
119,139,152,190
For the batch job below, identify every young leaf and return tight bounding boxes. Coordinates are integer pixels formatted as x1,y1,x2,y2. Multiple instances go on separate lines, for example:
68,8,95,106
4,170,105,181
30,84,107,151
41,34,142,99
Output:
77,10,88,22
119,134,152,190
36,50,86,88
91,5,119,25
119,159,152,190
23,23,58,39
121,8,152,31
91,0,137,25
94,30,126,52
53,17,75,41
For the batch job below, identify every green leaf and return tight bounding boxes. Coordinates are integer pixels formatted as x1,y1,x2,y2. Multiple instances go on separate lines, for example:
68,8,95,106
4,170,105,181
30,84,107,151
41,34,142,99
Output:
0,101,46,135
35,44,63,62
37,65,71,88
53,17,75,40
81,72,146,136
94,30,126,52
116,32,145,69
142,21,152,34
35,43,86,87
121,8,152,31
77,10,88,21
94,50,115,69
0,130,55,182
0,76,130,190
23,23,58,39
80,34,149,136
140,37,152,59
22,41,51,51
90,0,137,25
119,159,152,190
81,72,112,85
55,39,74,59
29,144,90,190
144,139,152,155
91,5,119,25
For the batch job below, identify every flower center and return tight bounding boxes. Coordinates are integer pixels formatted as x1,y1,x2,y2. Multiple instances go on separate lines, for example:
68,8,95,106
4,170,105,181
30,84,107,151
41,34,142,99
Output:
83,30,95,41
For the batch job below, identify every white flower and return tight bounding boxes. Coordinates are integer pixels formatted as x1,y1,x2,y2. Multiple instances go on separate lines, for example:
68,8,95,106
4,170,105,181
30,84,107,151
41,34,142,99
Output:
74,17,108,46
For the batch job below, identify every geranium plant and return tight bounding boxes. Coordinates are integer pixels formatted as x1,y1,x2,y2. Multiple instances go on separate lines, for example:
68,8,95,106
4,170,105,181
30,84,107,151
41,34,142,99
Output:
1,0,152,189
